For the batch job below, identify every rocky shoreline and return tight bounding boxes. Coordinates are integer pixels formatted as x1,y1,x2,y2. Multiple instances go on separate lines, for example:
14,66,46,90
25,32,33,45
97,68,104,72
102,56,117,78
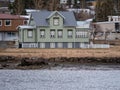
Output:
0,55,120,69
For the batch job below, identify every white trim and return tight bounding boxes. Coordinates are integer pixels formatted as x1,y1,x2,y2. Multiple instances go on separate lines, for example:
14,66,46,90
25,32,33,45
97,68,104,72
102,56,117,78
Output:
17,25,36,29
47,11,65,19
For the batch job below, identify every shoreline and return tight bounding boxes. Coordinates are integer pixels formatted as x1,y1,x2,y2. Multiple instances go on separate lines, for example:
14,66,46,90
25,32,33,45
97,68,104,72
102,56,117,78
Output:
0,55,120,70
1,46,120,70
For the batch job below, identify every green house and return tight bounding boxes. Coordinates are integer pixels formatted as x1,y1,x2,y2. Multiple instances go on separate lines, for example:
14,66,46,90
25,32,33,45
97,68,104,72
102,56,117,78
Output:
18,11,89,48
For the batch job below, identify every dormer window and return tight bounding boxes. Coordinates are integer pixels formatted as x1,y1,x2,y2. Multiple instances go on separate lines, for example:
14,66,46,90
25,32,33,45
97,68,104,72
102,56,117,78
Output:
53,17,59,26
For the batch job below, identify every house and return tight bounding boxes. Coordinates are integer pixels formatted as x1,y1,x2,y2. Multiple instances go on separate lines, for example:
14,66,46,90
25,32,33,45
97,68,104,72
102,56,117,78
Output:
0,13,27,47
0,0,15,14
92,16,120,41
0,7,10,14
18,11,89,48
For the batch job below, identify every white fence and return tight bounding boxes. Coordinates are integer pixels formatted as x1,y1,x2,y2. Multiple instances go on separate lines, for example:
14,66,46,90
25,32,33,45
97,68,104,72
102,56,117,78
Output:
90,44,110,48
80,44,110,48
85,44,110,48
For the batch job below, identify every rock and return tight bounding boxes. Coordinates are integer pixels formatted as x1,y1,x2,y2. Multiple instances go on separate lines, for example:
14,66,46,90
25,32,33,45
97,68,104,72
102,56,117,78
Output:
1,64,9,67
19,57,48,66
0,64,3,69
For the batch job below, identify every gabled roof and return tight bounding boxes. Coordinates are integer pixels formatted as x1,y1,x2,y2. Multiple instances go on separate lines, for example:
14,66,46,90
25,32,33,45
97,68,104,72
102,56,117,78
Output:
47,11,65,19
0,14,26,19
31,11,77,27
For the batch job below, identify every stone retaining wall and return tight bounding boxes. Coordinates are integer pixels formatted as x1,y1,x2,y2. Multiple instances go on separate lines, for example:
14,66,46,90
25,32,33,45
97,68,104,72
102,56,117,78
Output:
1,55,120,64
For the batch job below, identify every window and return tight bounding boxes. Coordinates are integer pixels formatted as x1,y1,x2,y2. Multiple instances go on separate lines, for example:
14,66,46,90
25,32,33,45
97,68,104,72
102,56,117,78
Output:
7,32,16,37
5,20,11,26
53,17,59,26
50,43,55,48
76,30,88,38
50,29,55,38
23,20,27,25
0,20,2,26
58,29,63,38
28,30,33,38
68,30,73,38
115,23,120,32
76,30,80,38
40,29,45,38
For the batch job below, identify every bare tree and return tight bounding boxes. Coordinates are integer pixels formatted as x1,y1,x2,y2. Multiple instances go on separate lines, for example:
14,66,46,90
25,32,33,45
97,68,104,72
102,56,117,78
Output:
13,0,25,15
33,0,43,9
77,10,91,21
48,0,60,11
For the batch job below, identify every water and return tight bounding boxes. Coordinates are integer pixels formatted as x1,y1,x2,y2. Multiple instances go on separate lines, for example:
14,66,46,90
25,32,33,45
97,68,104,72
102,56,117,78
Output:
0,70,120,90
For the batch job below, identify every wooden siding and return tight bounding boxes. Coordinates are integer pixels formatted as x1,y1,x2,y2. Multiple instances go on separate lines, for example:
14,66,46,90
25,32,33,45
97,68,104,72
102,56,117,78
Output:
0,19,25,32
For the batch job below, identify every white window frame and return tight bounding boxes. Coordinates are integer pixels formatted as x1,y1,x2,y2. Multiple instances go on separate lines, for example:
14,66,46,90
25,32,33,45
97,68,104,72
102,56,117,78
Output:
5,20,11,26
68,30,73,38
40,29,45,38
50,30,55,38
0,20,2,26
58,30,63,38
28,30,33,38
53,18,59,26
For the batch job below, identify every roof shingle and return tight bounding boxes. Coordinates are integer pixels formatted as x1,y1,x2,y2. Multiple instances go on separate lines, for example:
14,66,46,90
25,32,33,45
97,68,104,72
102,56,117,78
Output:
31,11,77,27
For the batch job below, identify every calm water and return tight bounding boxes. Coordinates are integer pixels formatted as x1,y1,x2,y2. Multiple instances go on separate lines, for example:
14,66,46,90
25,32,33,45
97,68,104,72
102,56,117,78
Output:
0,70,120,90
